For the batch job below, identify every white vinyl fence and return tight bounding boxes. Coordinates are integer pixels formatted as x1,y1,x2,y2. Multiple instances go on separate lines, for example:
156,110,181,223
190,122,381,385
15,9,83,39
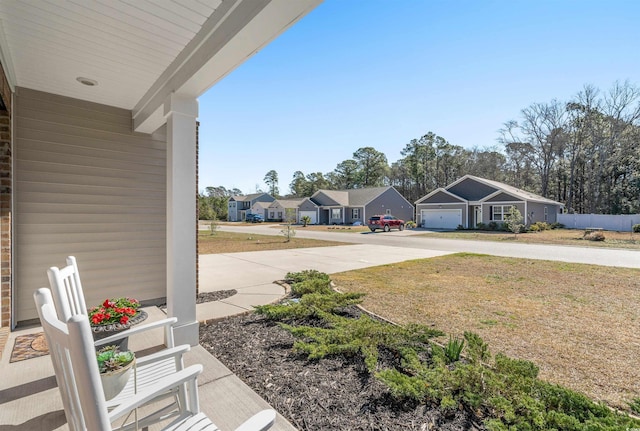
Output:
557,214,640,232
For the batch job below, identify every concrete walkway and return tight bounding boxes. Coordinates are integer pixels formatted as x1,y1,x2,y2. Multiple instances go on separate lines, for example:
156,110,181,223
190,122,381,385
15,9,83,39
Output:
196,244,453,322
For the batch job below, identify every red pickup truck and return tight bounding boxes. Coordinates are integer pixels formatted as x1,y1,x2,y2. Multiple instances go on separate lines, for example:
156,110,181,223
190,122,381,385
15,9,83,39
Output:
367,215,405,232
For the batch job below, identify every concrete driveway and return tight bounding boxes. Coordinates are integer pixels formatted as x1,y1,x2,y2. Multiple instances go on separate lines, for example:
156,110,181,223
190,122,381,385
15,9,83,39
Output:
212,224,640,269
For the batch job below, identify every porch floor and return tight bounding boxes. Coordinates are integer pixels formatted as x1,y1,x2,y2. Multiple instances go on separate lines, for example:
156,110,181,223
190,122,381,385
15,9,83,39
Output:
0,305,297,431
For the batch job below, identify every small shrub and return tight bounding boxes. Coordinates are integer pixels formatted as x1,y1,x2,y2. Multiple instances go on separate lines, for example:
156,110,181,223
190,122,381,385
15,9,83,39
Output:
528,224,540,232
633,224,640,233
443,335,465,364
488,221,499,231
585,231,605,241
550,222,564,229
476,222,486,230
405,221,417,229
531,221,550,231
285,270,330,284
291,278,333,296
456,224,465,230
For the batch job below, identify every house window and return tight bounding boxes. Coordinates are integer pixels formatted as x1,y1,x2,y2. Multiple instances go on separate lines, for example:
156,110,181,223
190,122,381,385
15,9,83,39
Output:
491,205,513,221
331,208,341,219
278,211,283,219
385,208,392,215
352,208,360,219
270,211,275,219
544,207,548,222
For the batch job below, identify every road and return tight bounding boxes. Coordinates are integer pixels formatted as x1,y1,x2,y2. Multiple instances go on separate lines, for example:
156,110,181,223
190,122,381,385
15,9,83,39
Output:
213,224,640,269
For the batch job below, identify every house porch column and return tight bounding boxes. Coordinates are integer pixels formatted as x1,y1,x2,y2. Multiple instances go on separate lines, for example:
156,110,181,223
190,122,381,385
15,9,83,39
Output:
165,93,198,346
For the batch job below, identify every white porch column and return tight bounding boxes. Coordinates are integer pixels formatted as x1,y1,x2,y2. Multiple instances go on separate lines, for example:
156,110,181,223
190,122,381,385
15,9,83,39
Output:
164,93,199,346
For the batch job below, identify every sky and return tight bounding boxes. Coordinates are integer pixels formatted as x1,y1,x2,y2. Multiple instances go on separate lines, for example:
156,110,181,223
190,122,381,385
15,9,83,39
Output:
197,0,640,196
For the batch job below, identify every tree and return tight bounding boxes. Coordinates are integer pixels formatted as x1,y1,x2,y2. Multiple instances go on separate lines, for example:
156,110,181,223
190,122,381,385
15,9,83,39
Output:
332,159,360,189
289,171,308,197
504,206,524,237
352,147,388,187
264,170,279,197
301,215,311,227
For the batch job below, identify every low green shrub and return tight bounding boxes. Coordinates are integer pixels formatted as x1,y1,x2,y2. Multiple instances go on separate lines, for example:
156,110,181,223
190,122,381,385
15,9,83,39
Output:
529,224,540,232
285,269,330,284
456,224,465,230
476,222,486,230
488,221,499,231
290,277,332,296
531,221,551,231
254,291,364,320
405,220,417,228
550,222,564,229
633,224,640,233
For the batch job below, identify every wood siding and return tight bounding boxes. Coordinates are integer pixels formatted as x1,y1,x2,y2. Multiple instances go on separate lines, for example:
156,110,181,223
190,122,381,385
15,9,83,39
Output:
15,88,166,323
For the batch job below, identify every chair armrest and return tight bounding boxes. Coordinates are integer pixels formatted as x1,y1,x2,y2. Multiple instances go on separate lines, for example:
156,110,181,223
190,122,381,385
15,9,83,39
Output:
234,409,276,431
94,317,178,348
134,344,190,367
107,364,204,423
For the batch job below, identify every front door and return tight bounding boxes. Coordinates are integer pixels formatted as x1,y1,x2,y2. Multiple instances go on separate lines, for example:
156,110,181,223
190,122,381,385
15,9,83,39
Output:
474,206,482,227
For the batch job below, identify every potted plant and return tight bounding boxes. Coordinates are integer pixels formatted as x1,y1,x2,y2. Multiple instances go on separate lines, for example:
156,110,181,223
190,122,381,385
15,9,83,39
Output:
89,297,147,350
96,345,135,400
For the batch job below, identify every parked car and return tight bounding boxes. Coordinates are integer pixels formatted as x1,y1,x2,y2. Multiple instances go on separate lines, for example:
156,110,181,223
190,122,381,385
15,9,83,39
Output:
245,213,264,223
368,215,405,232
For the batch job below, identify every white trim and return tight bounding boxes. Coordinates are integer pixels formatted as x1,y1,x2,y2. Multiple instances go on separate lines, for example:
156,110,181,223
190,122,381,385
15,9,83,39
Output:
0,21,16,91
415,187,466,204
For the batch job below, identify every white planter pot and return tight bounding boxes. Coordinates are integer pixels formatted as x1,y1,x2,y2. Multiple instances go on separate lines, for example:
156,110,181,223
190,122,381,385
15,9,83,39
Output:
100,358,135,401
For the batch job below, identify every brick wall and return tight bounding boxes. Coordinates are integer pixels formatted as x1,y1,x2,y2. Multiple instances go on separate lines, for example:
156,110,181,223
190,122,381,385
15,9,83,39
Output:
0,62,10,327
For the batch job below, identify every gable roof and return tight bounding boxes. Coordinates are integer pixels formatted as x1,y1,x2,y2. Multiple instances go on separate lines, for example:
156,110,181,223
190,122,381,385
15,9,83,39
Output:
231,192,269,202
271,198,304,209
415,188,467,204
445,175,563,206
252,201,271,210
312,186,400,207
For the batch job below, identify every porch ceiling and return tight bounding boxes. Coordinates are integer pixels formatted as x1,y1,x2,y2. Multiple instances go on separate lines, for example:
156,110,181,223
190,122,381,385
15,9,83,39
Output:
0,0,320,132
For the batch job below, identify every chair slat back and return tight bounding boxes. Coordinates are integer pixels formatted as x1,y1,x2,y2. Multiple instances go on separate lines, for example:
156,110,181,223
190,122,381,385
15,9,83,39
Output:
34,288,112,431
47,256,88,321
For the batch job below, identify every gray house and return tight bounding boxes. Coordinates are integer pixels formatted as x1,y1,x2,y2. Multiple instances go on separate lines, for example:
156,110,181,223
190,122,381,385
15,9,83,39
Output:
227,193,275,222
311,186,414,225
415,175,564,229
268,198,319,223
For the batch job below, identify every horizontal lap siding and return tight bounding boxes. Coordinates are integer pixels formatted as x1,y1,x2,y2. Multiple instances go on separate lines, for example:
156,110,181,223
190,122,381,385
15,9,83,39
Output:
15,88,166,323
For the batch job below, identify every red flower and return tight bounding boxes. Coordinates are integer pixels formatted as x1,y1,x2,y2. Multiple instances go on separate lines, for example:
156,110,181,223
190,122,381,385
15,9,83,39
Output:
89,297,140,327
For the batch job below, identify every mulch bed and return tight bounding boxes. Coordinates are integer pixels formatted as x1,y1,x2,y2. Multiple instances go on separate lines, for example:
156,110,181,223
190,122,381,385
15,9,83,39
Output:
199,307,484,431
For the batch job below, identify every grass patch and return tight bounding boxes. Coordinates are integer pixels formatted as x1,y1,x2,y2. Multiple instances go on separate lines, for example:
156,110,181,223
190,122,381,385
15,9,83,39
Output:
423,228,640,249
332,253,640,409
198,230,346,254
271,224,372,233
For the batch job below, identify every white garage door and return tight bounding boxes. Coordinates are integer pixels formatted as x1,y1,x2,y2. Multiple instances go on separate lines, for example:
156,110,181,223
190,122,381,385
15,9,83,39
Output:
299,211,317,225
421,209,462,229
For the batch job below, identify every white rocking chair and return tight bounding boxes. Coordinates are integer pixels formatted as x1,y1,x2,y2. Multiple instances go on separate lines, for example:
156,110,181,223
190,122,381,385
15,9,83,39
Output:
47,256,190,425
34,288,276,431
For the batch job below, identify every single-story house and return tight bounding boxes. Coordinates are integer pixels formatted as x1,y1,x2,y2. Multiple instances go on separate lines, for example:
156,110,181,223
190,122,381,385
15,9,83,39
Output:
228,193,275,221
311,186,414,225
415,175,565,229
267,198,319,223
0,0,322,344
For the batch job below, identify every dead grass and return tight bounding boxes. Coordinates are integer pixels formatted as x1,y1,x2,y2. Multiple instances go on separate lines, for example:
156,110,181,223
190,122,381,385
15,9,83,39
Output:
198,230,346,254
423,228,640,249
271,224,371,233
332,253,640,409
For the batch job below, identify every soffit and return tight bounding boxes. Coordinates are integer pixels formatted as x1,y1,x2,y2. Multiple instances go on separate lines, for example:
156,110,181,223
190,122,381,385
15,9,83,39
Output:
0,0,321,132
0,0,222,109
